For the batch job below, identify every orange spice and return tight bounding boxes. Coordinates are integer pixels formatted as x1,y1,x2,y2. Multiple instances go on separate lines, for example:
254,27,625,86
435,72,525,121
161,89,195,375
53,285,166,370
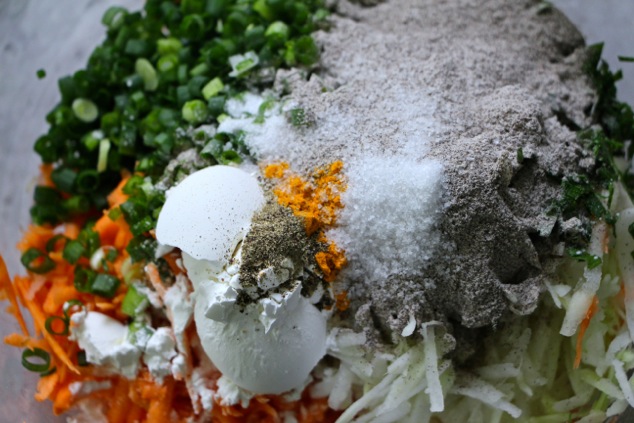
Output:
334,291,351,312
264,161,346,236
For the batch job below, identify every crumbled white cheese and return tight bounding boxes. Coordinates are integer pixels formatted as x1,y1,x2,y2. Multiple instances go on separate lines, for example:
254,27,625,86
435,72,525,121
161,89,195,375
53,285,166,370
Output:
216,375,255,408
143,327,178,383
191,368,216,411
164,274,193,350
171,353,187,380
70,311,142,379
135,283,163,309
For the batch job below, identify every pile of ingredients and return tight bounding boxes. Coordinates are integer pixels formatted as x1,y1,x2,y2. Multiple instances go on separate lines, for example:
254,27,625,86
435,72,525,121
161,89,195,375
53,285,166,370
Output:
3,0,634,421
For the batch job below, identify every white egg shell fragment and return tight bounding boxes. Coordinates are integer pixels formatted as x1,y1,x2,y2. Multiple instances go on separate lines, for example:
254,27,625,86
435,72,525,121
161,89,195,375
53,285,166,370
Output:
156,166,265,269
194,282,328,395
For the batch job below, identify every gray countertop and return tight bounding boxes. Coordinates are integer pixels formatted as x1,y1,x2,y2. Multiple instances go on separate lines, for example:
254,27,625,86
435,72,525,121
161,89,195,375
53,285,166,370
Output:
0,1,632,421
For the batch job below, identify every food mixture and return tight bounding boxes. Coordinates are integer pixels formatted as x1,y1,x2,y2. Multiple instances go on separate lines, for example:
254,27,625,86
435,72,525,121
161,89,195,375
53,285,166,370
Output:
2,0,634,422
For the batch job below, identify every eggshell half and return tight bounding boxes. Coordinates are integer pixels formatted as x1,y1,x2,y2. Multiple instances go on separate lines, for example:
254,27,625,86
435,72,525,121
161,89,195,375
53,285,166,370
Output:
156,166,264,268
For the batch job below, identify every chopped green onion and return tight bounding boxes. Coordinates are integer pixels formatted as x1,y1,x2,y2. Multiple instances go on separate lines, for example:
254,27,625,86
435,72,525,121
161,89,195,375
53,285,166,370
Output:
45,315,70,336
102,6,128,30
72,98,99,123
124,74,144,90
207,95,226,117
131,216,155,236
63,240,85,264
157,54,179,74
180,14,205,40
36,69,46,79
285,36,319,67
63,196,90,215
517,147,524,164
108,207,123,221
567,248,602,270
182,99,209,124
219,150,242,164
91,274,121,298
74,267,96,293
33,186,61,205
46,235,68,253
189,63,209,77
157,38,182,55
77,227,101,257
253,0,273,20
105,248,118,262
618,56,634,63
20,248,55,274
228,51,259,77
21,348,52,374
51,167,77,193
77,351,88,367
265,21,289,46
125,39,151,57
121,285,148,316
202,77,224,100
135,58,159,91
126,235,157,263
77,169,100,193
188,75,208,97
73,267,95,293
97,139,111,172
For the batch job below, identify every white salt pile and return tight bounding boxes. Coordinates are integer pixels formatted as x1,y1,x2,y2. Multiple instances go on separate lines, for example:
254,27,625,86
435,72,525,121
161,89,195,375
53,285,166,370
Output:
327,156,444,283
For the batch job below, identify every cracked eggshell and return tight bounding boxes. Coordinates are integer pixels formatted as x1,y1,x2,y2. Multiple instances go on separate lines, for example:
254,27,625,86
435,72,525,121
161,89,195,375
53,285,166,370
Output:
156,166,264,268
194,282,327,395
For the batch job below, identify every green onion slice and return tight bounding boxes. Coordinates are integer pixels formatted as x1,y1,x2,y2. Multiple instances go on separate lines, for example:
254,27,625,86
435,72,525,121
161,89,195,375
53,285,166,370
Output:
45,234,68,253
74,267,96,293
77,350,89,367
20,248,56,274
91,274,121,299
21,348,52,373
39,366,57,377
97,139,111,173
72,98,99,123
45,316,70,336
63,299,85,317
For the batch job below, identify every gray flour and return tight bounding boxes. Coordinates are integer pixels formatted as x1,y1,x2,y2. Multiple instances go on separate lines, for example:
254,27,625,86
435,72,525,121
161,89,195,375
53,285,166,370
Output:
242,0,599,347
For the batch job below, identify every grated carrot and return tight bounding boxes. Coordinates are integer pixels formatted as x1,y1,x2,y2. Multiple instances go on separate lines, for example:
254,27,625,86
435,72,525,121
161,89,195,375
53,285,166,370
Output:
0,256,29,335
107,378,132,423
145,262,167,299
52,384,74,415
43,285,78,315
107,173,131,208
16,279,80,374
36,373,60,402
147,377,175,422
574,295,600,369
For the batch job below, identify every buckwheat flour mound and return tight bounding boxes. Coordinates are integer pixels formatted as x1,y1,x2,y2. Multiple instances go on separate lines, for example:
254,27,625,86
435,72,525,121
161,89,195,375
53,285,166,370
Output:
246,0,599,344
